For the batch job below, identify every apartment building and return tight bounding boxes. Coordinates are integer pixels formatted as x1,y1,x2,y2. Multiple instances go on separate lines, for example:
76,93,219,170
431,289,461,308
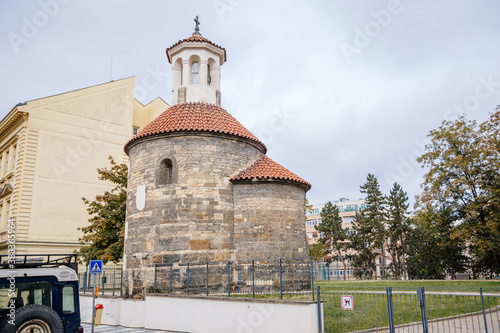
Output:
0,77,167,255
306,198,366,279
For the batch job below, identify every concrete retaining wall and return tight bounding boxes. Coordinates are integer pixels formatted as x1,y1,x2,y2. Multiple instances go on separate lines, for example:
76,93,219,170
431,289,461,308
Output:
80,294,319,333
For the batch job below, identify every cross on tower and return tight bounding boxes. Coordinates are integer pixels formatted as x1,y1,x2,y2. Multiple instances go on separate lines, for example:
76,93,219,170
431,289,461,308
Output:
194,15,200,34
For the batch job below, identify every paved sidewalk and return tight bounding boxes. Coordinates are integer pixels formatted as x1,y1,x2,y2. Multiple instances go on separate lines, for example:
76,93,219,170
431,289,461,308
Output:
82,323,179,332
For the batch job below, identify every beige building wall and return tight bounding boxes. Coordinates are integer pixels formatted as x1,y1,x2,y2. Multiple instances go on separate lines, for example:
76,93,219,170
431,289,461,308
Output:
0,77,167,255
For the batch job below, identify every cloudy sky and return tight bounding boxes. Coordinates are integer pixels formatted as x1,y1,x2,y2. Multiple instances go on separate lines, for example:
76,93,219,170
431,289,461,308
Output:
1,0,499,208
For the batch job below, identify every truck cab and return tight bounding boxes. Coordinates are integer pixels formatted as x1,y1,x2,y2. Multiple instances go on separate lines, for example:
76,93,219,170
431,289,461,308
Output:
0,254,83,332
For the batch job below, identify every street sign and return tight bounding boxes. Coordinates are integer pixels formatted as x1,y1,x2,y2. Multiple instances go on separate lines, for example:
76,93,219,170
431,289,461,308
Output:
89,260,103,333
89,260,103,274
341,295,354,310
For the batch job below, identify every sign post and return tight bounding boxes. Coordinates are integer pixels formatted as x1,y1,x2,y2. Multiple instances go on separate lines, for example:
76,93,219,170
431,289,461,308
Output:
89,260,103,333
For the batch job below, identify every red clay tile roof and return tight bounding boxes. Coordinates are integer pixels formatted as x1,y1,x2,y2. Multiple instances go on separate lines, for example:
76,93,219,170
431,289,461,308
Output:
166,35,227,63
125,102,266,154
231,155,311,191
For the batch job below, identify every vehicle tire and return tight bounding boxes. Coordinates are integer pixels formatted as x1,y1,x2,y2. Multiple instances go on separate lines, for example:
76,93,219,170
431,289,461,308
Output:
0,304,64,333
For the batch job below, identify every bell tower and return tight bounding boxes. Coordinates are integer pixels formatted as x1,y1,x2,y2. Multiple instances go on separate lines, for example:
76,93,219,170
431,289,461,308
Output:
166,16,226,106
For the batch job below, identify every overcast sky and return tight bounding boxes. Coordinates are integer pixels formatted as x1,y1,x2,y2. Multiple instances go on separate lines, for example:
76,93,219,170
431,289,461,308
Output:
1,0,499,208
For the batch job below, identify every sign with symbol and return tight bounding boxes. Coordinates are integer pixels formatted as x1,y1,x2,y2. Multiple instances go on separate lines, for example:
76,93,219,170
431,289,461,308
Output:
341,295,354,310
89,260,103,274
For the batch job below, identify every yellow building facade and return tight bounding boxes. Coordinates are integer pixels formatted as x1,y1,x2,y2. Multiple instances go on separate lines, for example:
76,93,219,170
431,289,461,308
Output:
0,77,167,255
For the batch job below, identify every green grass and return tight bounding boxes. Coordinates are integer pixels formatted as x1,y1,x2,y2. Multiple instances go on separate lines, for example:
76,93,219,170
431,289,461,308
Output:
316,280,500,333
316,279,500,292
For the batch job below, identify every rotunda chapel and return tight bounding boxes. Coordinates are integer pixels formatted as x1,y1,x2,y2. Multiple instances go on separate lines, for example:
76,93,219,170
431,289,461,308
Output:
122,25,311,299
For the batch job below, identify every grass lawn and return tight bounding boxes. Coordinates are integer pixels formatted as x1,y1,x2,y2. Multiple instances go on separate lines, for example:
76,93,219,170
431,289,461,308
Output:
316,280,500,332
316,279,500,292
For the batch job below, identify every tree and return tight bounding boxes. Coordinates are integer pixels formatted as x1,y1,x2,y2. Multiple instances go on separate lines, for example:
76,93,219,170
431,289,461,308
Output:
309,242,327,261
315,202,348,277
406,205,467,279
416,109,500,276
78,156,127,265
305,198,314,215
349,174,387,278
386,183,412,278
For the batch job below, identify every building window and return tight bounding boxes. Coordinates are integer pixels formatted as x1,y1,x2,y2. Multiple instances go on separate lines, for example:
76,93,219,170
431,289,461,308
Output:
159,159,173,185
132,127,139,137
343,216,354,223
337,205,344,212
307,232,313,238
318,232,325,238
346,205,358,212
191,62,199,84
314,209,319,214
347,229,356,235
207,64,211,84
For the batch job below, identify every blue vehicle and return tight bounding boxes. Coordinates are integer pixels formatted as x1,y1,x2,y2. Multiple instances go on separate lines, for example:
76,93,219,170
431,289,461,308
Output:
0,254,83,332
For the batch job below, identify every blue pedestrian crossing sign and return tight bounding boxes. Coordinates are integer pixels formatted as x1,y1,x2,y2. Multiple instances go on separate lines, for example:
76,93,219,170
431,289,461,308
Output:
89,260,103,274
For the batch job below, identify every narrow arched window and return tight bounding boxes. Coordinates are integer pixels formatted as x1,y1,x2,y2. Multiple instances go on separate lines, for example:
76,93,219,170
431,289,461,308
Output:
191,62,199,84
207,65,211,84
159,159,173,185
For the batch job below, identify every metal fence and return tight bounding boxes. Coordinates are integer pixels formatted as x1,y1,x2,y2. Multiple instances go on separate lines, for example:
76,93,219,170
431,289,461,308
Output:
318,286,500,333
153,258,313,300
312,261,494,281
79,266,123,297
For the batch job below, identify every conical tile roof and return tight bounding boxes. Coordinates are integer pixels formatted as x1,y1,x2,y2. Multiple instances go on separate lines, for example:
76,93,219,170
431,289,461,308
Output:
125,102,266,154
231,155,311,190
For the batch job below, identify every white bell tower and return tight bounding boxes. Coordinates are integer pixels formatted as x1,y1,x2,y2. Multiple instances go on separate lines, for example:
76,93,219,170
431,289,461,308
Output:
166,16,226,106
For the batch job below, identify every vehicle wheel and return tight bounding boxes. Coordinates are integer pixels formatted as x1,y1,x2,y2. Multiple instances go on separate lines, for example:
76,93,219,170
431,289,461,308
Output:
0,304,64,333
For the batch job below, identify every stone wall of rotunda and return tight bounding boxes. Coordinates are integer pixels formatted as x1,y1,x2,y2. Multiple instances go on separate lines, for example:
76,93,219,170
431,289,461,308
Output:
123,133,262,298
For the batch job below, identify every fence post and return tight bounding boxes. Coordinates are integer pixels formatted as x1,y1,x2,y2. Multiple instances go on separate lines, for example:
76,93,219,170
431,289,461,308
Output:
169,264,173,294
206,262,209,297
252,260,255,299
83,271,87,294
316,285,322,333
187,263,190,296
417,287,429,333
386,287,396,333
112,269,116,296
310,257,315,302
480,288,489,333
227,261,231,297
279,258,283,300
154,265,157,294
101,272,104,296
120,267,123,297
87,266,91,291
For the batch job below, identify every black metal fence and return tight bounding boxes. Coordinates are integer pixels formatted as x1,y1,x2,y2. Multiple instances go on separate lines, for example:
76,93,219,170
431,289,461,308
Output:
318,286,500,332
153,258,313,300
79,266,123,296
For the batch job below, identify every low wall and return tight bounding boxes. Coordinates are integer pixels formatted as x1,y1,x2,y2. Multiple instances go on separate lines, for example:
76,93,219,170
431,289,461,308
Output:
80,294,319,333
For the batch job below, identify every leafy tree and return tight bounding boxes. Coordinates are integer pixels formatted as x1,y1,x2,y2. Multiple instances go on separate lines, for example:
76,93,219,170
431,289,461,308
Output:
309,242,327,261
386,183,412,278
416,109,500,276
315,202,348,278
77,156,127,265
349,174,387,278
305,198,314,215
406,205,467,279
